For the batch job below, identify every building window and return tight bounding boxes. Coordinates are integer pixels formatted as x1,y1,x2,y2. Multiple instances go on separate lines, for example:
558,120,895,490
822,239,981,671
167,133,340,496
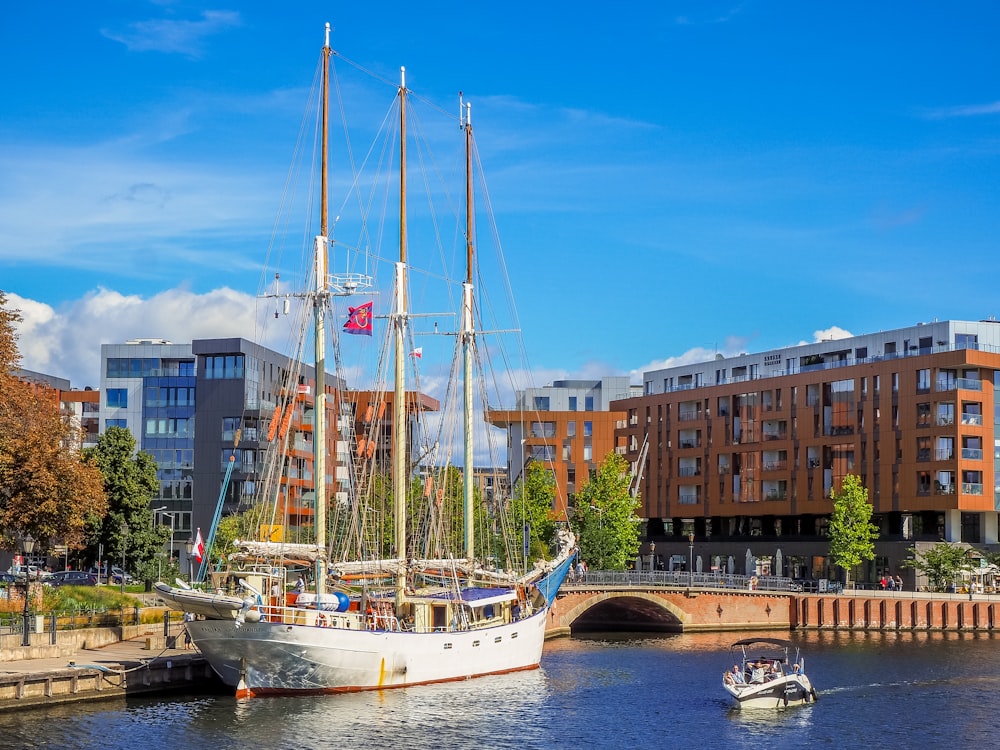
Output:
530,422,556,438
917,369,930,392
106,388,128,408
568,396,577,411
567,421,576,437
145,417,193,437
533,396,550,410
105,419,128,430
583,421,593,438
585,396,594,411
203,354,245,380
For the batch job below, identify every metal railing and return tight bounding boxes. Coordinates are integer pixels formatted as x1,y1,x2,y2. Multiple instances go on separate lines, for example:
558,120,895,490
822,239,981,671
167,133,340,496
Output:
566,570,805,592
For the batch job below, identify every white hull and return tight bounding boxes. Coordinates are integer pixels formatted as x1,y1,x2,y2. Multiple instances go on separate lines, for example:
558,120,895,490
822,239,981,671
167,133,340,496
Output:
724,674,817,709
188,608,548,695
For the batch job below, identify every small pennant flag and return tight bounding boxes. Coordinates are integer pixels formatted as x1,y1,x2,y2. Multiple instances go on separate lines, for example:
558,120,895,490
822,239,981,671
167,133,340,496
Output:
343,302,373,336
194,528,205,563
409,347,423,359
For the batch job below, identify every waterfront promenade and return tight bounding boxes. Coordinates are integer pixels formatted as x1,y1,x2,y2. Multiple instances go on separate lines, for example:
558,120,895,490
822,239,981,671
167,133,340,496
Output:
0,622,216,711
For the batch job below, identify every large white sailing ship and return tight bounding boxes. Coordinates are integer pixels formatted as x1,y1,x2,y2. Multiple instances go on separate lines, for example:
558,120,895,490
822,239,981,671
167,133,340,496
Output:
156,23,575,697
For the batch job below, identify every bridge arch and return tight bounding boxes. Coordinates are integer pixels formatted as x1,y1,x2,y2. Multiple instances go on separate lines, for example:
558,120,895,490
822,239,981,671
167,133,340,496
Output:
558,591,690,633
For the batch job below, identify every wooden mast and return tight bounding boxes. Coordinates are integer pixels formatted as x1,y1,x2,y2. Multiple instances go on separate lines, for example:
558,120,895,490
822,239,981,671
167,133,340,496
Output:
313,23,332,595
462,97,475,560
393,67,408,592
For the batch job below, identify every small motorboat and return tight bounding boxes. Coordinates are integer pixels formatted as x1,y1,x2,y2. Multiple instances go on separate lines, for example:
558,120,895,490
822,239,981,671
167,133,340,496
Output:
723,637,818,709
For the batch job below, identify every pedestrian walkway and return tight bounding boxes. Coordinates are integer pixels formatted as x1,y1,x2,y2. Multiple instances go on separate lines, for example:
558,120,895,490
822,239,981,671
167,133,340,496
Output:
0,627,195,676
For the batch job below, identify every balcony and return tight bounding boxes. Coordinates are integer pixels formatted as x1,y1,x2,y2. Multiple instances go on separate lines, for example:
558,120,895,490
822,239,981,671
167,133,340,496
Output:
962,448,983,460
762,461,787,471
961,413,983,426
677,466,701,477
934,449,955,461
962,482,984,495
957,378,983,391
936,415,955,426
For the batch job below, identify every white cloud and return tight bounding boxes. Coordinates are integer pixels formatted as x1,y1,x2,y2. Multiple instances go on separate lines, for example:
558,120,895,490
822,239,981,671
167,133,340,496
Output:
922,101,1000,120
11,287,265,388
808,326,854,343
101,11,242,58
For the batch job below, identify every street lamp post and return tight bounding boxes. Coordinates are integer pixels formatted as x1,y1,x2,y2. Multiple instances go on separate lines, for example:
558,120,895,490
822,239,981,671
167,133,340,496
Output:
185,539,195,583
120,522,128,594
688,533,695,589
21,534,35,647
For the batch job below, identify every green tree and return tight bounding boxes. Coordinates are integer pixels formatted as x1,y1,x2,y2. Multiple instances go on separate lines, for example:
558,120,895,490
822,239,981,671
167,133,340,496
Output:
572,453,641,570
903,542,971,591
83,426,165,579
0,291,107,552
512,460,557,564
828,474,879,583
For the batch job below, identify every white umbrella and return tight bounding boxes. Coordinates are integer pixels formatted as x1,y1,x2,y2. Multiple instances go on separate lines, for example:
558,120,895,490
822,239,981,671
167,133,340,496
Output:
727,556,735,574
745,549,754,576
696,555,703,573
775,549,783,577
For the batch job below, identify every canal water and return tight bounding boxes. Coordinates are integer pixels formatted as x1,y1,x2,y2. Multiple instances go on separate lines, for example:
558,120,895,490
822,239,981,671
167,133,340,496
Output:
1,630,996,749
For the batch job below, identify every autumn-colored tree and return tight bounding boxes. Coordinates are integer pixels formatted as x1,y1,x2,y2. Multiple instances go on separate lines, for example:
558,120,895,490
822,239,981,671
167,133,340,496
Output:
0,291,107,553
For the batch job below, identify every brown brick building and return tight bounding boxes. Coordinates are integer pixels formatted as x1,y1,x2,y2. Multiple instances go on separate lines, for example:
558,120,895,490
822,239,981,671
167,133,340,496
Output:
613,319,1000,587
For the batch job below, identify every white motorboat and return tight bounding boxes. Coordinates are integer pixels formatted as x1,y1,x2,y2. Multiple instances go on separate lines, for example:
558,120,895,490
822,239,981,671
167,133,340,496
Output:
723,637,818,709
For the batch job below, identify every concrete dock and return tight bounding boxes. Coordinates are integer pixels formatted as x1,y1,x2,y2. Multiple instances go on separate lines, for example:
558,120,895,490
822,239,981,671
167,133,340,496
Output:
0,629,221,711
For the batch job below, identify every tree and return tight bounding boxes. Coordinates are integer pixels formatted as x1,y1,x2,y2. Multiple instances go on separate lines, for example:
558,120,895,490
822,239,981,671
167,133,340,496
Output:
903,542,971,591
512,460,558,564
83,426,165,578
572,453,641,570
0,291,107,552
828,474,879,582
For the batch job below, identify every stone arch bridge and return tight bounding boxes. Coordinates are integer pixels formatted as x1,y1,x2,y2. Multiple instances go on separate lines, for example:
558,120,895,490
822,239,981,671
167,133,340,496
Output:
546,583,790,635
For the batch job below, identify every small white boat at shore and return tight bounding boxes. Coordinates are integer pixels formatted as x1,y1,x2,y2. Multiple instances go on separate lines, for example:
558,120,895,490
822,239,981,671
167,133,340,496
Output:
723,637,818,709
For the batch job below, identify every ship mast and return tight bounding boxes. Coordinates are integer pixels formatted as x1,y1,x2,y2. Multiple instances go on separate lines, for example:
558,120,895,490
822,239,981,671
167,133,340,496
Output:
461,97,475,559
312,23,332,595
393,67,409,594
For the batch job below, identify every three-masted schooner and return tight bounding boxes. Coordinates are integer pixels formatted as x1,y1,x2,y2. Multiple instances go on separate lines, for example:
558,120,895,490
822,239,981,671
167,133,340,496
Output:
155,23,575,697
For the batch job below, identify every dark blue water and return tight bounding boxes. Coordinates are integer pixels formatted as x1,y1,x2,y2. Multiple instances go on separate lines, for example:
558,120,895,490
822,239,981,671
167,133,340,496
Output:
1,630,995,749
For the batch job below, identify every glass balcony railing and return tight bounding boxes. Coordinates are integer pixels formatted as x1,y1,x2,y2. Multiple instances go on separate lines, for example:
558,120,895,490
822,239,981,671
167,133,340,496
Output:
962,482,984,495
962,448,984,460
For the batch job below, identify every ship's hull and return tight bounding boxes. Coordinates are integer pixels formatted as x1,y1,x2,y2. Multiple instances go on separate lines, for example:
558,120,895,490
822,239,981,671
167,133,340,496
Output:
188,609,549,695
724,674,817,709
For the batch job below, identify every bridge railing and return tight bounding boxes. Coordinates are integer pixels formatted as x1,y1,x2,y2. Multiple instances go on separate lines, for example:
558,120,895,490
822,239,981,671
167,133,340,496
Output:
570,570,801,592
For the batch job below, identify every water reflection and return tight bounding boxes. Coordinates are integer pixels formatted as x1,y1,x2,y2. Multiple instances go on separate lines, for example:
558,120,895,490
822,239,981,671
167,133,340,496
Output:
4,630,1000,749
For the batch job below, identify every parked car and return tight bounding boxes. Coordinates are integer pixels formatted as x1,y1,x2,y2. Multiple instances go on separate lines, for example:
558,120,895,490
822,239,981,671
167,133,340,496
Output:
6,565,50,581
0,572,16,587
87,566,134,585
47,570,98,587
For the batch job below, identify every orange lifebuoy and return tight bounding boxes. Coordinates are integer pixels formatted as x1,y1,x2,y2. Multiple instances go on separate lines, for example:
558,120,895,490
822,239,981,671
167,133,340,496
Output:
316,612,329,627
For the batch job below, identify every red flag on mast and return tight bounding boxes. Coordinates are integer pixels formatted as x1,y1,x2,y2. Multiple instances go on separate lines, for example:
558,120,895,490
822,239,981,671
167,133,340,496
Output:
343,302,373,336
194,528,205,563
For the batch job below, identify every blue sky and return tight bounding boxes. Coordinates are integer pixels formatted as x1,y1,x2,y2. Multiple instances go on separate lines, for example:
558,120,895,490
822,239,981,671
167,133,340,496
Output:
3,2,1000,392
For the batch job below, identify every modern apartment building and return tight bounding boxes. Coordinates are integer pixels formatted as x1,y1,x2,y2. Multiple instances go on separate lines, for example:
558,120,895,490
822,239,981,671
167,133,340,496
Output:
614,319,1000,586
99,338,441,560
488,377,642,518
16,368,100,451
100,337,350,551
